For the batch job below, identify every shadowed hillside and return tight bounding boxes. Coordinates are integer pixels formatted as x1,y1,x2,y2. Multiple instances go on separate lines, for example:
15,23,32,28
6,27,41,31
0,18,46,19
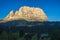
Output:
0,20,60,40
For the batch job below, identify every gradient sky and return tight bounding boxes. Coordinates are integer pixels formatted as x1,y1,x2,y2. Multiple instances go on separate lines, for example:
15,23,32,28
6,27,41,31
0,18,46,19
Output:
0,0,60,21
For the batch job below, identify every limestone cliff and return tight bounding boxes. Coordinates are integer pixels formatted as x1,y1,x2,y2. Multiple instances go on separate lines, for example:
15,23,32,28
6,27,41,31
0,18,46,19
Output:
4,6,48,22
4,10,15,20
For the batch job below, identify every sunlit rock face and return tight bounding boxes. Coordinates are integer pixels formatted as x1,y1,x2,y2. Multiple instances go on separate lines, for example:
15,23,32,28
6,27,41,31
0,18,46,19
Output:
4,6,48,22
4,10,15,20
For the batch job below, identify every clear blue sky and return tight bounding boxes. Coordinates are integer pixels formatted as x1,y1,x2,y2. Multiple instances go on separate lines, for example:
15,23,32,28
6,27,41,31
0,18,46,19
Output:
0,0,60,21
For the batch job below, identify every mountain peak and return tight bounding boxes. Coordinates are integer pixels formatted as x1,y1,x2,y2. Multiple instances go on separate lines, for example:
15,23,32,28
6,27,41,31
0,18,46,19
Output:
4,6,48,22
4,10,15,20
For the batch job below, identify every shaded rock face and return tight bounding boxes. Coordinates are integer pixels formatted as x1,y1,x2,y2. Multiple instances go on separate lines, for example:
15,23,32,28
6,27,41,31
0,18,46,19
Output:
4,6,48,22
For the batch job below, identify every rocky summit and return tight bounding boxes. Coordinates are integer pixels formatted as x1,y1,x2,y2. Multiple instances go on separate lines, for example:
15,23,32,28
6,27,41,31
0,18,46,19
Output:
4,6,48,22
